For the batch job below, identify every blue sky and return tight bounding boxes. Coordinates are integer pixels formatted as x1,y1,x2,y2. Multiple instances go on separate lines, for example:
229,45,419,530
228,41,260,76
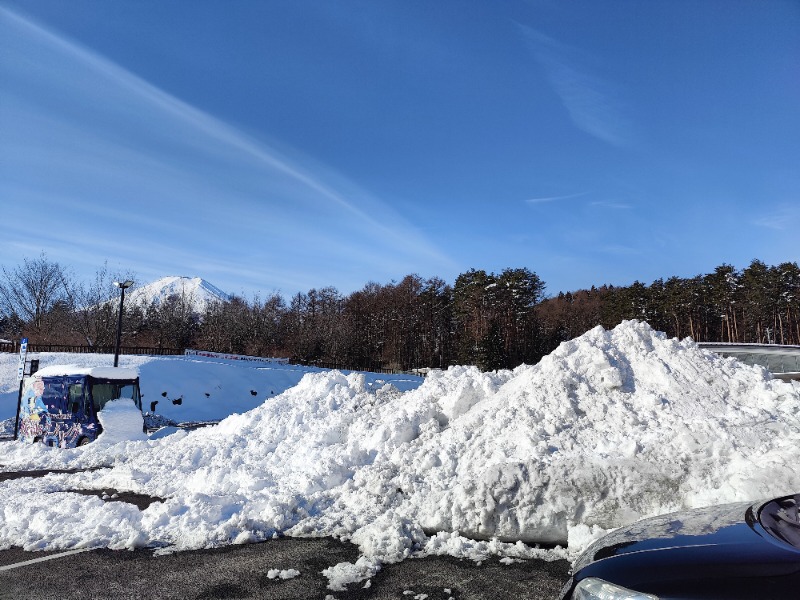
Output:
1,1,798,299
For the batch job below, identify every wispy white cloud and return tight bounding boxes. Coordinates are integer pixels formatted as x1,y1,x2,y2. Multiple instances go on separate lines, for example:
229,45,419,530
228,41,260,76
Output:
753,205,799,231
525,192,587,204
518,25,634,147
599,244,641,256
0,7,456,293
590,201,632,210
1,8,397,232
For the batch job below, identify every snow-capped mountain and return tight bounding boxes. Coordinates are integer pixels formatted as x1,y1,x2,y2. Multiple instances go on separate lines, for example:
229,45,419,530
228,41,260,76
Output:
126,276,231,314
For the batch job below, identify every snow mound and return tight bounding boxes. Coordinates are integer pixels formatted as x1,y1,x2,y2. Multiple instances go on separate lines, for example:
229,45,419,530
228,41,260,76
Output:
377,321,800,545
1,321,799,587
96,399,148,445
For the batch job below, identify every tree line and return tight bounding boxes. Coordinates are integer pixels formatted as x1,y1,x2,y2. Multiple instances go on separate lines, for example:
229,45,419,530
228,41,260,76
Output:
537,260,800,349
1,255,797,372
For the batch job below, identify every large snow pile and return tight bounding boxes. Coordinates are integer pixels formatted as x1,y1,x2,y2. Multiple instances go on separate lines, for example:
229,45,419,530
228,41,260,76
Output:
1,321,799,588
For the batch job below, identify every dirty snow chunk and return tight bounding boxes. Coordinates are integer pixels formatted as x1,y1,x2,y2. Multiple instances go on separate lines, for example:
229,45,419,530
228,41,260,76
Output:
266,568,300,580
421,531,567,563
323,557,380,591
96,399,147,444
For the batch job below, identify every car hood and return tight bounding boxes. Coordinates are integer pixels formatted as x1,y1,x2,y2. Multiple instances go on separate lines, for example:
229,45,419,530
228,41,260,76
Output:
574,499,800,578
562,498,800,600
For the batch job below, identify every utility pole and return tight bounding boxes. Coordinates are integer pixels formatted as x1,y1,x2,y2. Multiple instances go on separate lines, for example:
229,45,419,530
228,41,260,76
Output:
113,280,134,367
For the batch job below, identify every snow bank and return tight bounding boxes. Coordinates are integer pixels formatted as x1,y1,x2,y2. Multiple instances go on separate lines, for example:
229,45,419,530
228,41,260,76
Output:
1,321,799,589
375,323,799,544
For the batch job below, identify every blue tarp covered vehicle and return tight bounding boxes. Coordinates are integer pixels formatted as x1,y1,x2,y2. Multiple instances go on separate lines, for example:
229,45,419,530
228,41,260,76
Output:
16,366,142,448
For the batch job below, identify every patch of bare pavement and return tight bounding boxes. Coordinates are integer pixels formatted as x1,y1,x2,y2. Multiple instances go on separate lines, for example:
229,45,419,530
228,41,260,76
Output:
0,538,570,600
0,467,164,510
0,466,108,482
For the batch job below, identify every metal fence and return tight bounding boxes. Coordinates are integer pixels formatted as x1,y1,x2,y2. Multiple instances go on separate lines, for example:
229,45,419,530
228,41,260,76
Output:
699,342,800,380
298,360,416,376
0,342,183,356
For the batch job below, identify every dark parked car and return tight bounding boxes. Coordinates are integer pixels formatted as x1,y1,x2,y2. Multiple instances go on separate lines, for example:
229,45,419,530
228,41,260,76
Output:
559,493,800,599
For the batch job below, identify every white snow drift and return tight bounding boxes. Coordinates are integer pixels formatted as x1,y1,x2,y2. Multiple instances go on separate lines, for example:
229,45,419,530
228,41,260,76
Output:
1,321,798,589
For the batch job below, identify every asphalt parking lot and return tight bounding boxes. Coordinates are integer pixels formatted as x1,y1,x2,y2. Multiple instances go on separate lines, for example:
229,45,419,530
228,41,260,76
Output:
0,537,570,600
0,465,570,600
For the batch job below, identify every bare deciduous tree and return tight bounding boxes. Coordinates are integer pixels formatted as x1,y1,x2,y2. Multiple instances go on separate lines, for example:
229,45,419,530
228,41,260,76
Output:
0,253,70,340
65,262,137,347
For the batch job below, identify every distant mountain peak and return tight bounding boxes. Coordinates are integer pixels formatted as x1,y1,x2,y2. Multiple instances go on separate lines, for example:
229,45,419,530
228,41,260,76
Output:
127,276,231,313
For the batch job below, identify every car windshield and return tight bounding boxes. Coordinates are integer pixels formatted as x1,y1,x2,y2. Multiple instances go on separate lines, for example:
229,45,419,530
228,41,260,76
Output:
90,380,142,411
759,494,800,549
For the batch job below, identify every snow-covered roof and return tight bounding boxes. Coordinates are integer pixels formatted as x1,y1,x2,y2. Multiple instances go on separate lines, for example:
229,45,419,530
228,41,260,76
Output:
32,365,139,380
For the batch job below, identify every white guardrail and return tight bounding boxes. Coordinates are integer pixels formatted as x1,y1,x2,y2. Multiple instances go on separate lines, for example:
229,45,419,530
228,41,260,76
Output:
184,349,290,365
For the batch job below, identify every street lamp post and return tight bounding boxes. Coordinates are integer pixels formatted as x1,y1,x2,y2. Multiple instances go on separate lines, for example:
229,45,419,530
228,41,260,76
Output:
113,280,134,367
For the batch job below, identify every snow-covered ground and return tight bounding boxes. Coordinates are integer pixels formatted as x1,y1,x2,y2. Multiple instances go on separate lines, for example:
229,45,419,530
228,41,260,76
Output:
0,352,422,426
1,321,799,591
